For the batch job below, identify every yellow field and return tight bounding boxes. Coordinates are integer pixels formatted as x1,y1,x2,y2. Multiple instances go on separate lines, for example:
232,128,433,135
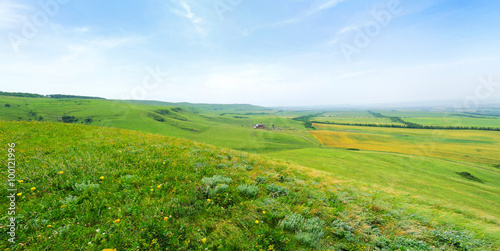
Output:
312,123,500,164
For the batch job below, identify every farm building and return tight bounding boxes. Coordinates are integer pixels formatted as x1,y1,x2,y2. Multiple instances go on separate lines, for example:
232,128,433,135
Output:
254,124,266,129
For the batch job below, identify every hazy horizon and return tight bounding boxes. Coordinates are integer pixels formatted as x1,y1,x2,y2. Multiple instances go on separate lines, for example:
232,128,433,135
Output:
1,0,499,107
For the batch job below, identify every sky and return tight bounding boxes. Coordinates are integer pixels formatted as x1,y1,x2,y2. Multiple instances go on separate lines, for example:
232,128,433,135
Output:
1,0,499,107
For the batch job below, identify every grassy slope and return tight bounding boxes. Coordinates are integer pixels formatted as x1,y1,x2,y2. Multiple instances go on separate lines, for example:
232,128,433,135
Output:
265,148,500,225
0,121,496,250
0,96,318,153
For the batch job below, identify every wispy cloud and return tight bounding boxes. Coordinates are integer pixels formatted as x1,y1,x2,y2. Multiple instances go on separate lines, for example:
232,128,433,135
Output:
308,0,346,16
170,0,205,35
253,0,347,32
0,0,29,29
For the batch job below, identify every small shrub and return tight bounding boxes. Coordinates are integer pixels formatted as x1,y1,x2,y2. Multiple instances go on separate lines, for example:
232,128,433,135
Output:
62,116,78,123
74,181,99,192
430,229,482,249
279,213,304,232
331,219,355,241
237,184,259,198
208,184,229,197
266,184,288,197
255,176,267,184
456,172,482,183
295,217,324,247
202,175,232,187
390,237,430,250
60,195,78,205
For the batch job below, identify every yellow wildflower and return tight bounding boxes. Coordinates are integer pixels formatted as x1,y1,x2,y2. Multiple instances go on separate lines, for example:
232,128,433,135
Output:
60,205,67,208
31,187,36,191
202,238,207,243
114,219,120,224
100,176,104,180
17,193,22,196
47,225,52,228
58,171,63,174
255,220,259,224
157,185,161,189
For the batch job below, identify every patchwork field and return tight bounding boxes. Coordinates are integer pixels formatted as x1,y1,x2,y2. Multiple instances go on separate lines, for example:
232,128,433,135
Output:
312,111,404,125
311,123,500,165
313,110,500,128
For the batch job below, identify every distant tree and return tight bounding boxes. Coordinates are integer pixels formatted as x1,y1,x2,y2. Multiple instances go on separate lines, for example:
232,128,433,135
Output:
4,104,10,107
62,116,78,123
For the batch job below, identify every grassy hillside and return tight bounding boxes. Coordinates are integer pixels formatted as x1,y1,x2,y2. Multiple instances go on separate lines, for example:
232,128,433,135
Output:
0,96,318,153
266,148,500,228
1,121,496,250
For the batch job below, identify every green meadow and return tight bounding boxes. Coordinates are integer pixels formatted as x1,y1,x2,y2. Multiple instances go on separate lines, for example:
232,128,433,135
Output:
1,94,499,250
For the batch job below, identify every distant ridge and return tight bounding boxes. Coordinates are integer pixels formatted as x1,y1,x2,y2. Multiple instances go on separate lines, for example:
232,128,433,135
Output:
0,91,105,100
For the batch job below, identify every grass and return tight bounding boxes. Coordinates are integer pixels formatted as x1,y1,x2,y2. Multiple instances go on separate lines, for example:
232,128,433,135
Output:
1,95,500,249
265,147,500,238
0,121,497,250
313,111,405,125
0,96,318,153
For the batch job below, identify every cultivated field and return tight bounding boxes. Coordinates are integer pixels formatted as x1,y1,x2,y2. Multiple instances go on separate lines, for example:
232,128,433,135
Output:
311,123,500,164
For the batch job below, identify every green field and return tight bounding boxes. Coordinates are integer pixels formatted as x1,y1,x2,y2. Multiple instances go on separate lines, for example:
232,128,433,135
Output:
266,148,500,227
312,110,500,128
1,94,500,249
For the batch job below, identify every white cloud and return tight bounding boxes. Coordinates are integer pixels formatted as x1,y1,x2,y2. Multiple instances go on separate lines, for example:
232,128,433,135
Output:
75,27,90,32
316,0,345,12
338,24,359,34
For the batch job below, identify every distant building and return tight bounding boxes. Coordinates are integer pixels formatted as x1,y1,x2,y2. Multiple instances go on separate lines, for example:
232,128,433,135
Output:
254,124,266,129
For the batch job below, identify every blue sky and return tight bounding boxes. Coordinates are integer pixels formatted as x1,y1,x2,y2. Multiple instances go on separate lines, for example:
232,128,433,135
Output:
1,0,499,106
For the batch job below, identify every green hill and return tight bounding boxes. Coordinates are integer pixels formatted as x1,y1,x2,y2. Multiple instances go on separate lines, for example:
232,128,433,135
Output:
0,121,495,250
0,96,318,153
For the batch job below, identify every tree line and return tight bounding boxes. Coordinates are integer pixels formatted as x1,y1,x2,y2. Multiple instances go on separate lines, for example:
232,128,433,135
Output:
310,121,500,131
0,91,105,100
